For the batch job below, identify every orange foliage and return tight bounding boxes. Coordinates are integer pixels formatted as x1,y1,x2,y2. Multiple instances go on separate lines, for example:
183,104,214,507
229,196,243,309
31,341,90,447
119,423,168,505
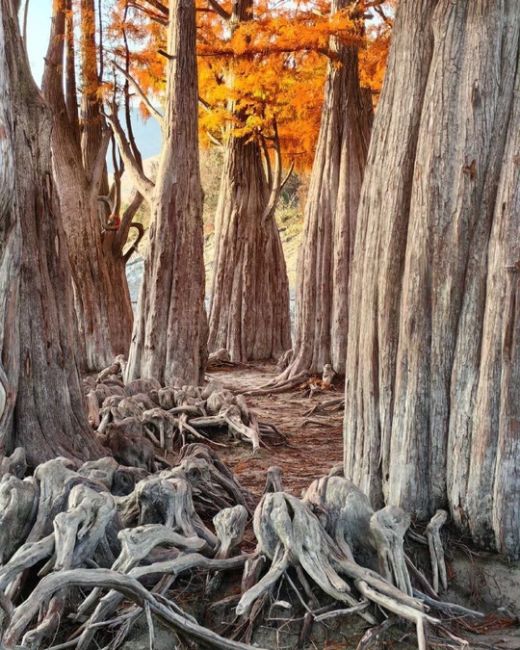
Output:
105,0,391,171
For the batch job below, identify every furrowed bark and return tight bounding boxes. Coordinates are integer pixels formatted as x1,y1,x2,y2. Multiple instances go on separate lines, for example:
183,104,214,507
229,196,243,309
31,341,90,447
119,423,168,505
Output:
42,0,134,371
208,0,291,363
0,0,102,464
0,0,20,453
287,0,372,378
344,0,520,558
125,0,208,386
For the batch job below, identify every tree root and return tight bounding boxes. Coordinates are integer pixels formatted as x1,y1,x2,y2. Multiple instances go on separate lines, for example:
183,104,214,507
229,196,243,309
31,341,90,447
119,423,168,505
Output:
0,446,487,650
235,486,448,648
88,357,270,454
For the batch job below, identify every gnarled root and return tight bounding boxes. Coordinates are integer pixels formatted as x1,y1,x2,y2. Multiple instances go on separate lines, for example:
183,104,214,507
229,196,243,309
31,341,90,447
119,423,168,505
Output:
237,488,442,647
426,509,448,593
0,443,466,650
87,360,269,455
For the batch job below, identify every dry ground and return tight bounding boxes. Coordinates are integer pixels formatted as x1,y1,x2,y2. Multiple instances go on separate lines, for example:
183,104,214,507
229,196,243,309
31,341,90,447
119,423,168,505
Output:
207,362,344,500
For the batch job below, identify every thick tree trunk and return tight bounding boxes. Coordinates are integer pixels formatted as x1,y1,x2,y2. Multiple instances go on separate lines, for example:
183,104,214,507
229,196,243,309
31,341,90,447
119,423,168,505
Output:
207,0,291,363
284,0,372,378
208,137,291,362
52,149,134,371
344,0,520,558
0,0,102,465
124,0,207,386
42,0,133,371
0,9,20,440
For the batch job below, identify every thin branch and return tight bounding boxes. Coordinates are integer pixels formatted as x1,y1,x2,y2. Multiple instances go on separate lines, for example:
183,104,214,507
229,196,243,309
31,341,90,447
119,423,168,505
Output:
112,61,164,126
64,0,81,146
122,7,144,167
22,0,30,49
260,134,273,190
123,222,145,263
141,0,168,14
127,1,168,23
280,160,295,192
104,108,155,204
98,0,104,81
206,131,224,147
158,48,176,60
116,190,144,256
262,120,283,223
207,0,231,21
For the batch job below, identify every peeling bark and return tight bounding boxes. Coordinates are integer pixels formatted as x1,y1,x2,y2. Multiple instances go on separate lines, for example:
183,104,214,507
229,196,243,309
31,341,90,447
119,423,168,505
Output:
344,0,520,558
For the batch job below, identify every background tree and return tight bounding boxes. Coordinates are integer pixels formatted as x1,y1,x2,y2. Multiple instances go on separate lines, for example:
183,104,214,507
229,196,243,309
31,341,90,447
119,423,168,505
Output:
205,1,359,362
206,0,291,362
42,0,142,371
344,0,520,559
109,0,208,386
280,0,376,380
125,0,347,363
0,0,101,465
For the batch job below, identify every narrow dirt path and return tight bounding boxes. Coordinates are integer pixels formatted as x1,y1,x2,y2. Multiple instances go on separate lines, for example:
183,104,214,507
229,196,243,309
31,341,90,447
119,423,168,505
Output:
207,363,344,500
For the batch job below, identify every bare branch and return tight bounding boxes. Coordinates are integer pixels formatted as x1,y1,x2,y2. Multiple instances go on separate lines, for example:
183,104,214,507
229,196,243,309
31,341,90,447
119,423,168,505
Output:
123,222,145,263
104,108,155,204
64,0,81,146
141,0,168,14
112,61,164,127
158,49,176,60
116,189,145,255
121,10,144,167
260,133,273,190
127,1,168,24
207,0,231,21
262,120,283,222
280,159,295,192
206,131,224,147
22,0,30,50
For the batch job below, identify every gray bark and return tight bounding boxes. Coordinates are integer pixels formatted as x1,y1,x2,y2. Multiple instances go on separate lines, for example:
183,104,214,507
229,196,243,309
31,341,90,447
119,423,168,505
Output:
0,0,102,464
124,0,208,386
285,0,372,378
344,0,520,558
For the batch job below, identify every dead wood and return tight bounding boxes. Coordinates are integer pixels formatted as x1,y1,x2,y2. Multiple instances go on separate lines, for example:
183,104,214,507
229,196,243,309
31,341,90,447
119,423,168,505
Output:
0,446,488,650
88,360,270,455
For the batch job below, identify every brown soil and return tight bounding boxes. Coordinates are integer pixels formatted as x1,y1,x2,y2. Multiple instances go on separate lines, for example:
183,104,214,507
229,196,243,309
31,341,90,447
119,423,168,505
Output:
206,362,344,500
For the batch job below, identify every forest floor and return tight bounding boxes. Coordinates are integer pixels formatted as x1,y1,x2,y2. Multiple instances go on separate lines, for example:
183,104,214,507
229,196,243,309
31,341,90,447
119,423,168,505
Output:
201,365,520,649
206,362,344,500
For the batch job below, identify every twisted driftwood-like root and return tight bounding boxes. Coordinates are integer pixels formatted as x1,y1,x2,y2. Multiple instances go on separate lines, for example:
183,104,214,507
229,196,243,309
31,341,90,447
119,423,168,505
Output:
304,474,413,595
426,509,448,594
236,482,444,650
3,568,263,650
163,445,255,518
213,505,248,559
0,443,257,650
0,442,472,650
87,357,269,454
